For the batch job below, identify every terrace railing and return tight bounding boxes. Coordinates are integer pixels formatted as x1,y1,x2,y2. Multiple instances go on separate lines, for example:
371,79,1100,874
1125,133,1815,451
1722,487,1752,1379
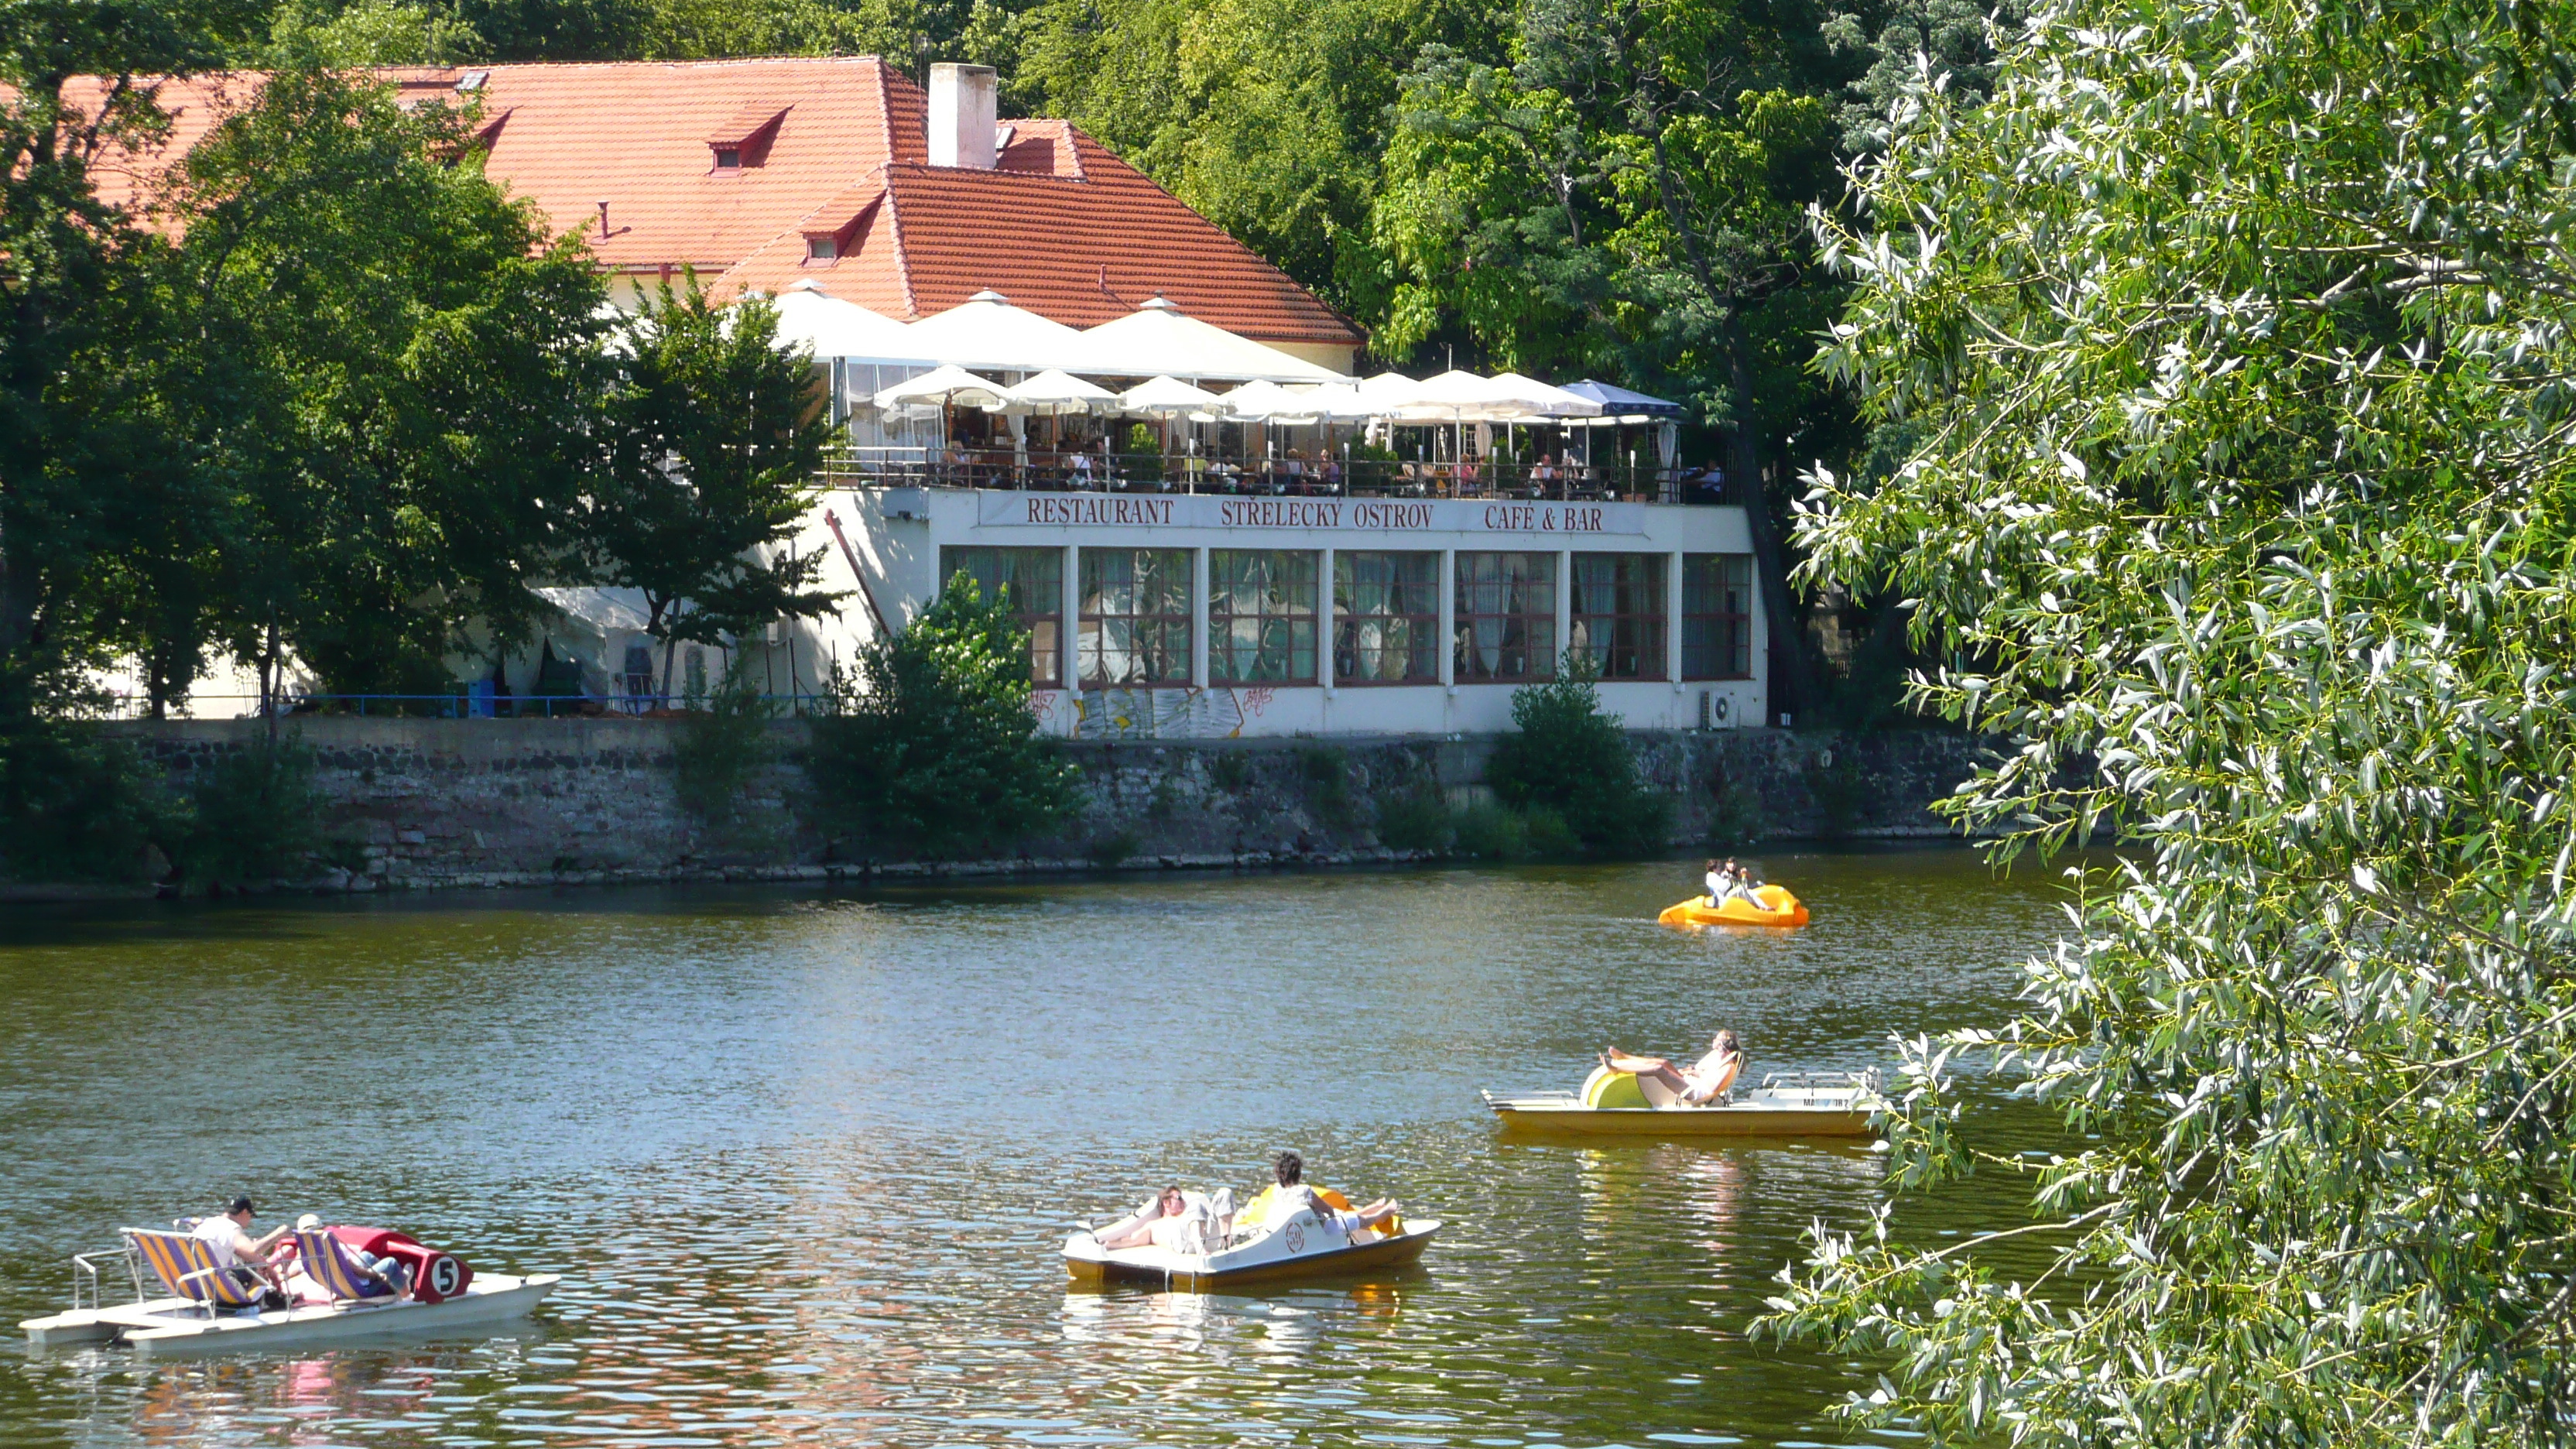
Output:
817,448,1744,507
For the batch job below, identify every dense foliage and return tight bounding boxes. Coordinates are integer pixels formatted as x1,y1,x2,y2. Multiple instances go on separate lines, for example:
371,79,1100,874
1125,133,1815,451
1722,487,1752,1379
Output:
807,574,1078,854
1486,670,1670,855
1758,0,2576,1439
588,281,841,692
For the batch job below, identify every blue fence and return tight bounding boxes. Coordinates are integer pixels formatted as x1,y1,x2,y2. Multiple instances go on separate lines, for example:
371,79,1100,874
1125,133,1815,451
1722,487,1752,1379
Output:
91,692,836,721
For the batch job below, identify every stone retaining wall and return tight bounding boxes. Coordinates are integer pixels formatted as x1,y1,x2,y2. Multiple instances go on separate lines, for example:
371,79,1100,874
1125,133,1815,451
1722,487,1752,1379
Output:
101,718,1996,892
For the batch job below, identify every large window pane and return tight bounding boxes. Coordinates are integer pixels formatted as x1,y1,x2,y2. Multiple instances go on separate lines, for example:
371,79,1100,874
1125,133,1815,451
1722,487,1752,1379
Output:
1681,553,1753,680
1335,551,1440,683
1569,553,1666,681
1208,550,1318,684
943,546,1064,686
1454,552,1557,682
1080,549,1192,686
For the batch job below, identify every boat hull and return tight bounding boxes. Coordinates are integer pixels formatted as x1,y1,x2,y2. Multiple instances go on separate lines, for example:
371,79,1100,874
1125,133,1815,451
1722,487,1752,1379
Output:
1659,886,1808,927
1488,1101,1872,1137
1065,1221,1438,1290
21,1273,559,1355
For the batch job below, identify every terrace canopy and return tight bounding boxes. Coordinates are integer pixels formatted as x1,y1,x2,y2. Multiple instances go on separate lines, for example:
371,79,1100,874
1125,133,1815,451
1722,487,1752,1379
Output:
900,290,1094,373
767,282,926,361
1077,297,1349,383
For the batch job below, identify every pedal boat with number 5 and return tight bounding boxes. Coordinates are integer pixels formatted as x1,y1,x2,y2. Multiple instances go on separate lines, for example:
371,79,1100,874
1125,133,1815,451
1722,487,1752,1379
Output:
21,1223,557,1355
1482,1067,1884,1137
1064,1187,1440,1290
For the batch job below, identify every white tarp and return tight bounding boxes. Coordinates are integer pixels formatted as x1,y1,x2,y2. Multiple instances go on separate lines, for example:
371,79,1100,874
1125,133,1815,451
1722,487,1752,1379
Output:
1387,368,1532,423
1077,297,1349,382
1486,371,1605,418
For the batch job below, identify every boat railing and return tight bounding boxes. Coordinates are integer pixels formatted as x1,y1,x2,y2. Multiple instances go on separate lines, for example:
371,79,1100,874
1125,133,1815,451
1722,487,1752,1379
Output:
1760,1068,1885,1097
69,1252,109,1313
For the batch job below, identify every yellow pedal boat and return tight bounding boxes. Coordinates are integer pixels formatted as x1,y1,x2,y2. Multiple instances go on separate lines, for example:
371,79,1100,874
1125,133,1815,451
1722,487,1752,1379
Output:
1659,885,1808,927
1482,1066,1880,1137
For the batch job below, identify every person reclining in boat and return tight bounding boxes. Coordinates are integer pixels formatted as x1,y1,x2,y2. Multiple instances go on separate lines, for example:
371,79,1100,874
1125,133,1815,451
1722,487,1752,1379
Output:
1259,1152,1399,1238
1093,1185,1236,1253
191,1196,291,1303
1598,1029,1745,1106
289,1214,412,1299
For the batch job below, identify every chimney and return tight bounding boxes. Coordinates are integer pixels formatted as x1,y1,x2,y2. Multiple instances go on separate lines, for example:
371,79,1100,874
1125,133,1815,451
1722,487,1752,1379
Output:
927,63,998,170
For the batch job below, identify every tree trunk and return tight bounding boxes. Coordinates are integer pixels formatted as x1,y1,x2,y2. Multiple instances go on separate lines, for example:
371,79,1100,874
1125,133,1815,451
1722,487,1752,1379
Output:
1721,310,1819,725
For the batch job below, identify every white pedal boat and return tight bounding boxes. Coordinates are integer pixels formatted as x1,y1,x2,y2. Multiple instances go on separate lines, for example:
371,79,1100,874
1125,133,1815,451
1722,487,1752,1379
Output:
21,1225,558,1356
1065,1191,1439,1290
22,1273,560,1355
1483,1067,1886,1137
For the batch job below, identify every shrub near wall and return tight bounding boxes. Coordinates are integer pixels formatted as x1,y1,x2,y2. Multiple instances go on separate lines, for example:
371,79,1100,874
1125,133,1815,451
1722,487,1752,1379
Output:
806,574,1079,856
1485,672,1672,856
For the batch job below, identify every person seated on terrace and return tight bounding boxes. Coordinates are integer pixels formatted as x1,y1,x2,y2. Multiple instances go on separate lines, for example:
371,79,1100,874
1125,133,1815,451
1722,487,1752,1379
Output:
1322,455,1344,490
1598,1029,1745,1107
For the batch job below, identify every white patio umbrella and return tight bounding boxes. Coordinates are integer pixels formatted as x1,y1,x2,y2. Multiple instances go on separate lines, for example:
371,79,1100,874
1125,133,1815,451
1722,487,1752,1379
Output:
1077,296,1350,382
1486,371,1605,418
1214,378,1319,422
873,364,1009,453
873,364,1008,410
995,368,1121,468
902,289,1094,372
992,369,1119,415
1119,376,1234,488
1119,375,1233,416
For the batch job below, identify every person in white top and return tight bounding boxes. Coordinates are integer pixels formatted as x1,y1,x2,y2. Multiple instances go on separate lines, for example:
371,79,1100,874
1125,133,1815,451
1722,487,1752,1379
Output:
1598,1029,1745,1105
193,1196,289,1296
1260,1152,1398,1237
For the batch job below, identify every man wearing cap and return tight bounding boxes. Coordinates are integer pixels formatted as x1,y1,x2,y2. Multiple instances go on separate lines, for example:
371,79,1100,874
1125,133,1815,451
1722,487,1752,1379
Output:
193,1196,290,1301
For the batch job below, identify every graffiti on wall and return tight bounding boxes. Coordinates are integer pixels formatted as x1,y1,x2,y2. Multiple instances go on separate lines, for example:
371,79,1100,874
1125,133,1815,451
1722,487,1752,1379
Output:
1074,687,1275,740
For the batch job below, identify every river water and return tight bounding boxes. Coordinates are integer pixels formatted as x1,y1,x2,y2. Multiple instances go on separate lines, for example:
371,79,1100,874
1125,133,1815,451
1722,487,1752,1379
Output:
1,849,2074,1449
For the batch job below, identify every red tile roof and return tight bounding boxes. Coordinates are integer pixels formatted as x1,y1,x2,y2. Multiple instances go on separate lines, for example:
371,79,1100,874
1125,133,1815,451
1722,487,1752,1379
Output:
53,57,1362,348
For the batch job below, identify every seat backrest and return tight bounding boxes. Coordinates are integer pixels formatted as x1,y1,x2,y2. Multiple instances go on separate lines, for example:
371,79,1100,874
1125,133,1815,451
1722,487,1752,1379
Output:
294,1230,387,1301
125,1228,262,1307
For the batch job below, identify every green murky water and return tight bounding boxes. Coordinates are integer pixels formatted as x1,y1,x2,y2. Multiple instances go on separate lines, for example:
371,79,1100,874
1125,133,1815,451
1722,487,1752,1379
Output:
1,849,2071,1448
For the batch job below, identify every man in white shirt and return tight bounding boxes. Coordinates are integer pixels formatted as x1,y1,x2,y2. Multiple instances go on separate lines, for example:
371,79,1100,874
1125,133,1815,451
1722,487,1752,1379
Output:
193,1196,289,1298
1261,1152,1399,1238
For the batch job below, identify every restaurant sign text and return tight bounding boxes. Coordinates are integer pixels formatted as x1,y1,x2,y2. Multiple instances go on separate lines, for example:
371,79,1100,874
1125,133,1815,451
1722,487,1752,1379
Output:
982,492,1647,536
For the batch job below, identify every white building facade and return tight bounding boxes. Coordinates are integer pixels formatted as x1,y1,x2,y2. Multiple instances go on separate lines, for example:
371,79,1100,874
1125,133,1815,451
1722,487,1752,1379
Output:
810,487,1766,739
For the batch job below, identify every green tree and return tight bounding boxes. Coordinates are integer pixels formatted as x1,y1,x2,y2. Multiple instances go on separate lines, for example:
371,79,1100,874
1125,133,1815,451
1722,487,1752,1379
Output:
1485,667,1670,855
162,67,611,706
0,1,255,707
808,573,1078,855
1375,0,1864,711
1759,0,2576,1439
1017,0,1510,313
588,279,840,698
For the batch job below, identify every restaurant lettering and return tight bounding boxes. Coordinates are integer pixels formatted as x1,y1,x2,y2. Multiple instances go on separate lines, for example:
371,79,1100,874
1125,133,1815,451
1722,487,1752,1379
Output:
1023,495,1177,526
979,492,1644,535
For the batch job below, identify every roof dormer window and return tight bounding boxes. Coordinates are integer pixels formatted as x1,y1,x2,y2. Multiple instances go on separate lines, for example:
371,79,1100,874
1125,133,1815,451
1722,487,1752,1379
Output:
807,235,838,262
707,102,790,173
